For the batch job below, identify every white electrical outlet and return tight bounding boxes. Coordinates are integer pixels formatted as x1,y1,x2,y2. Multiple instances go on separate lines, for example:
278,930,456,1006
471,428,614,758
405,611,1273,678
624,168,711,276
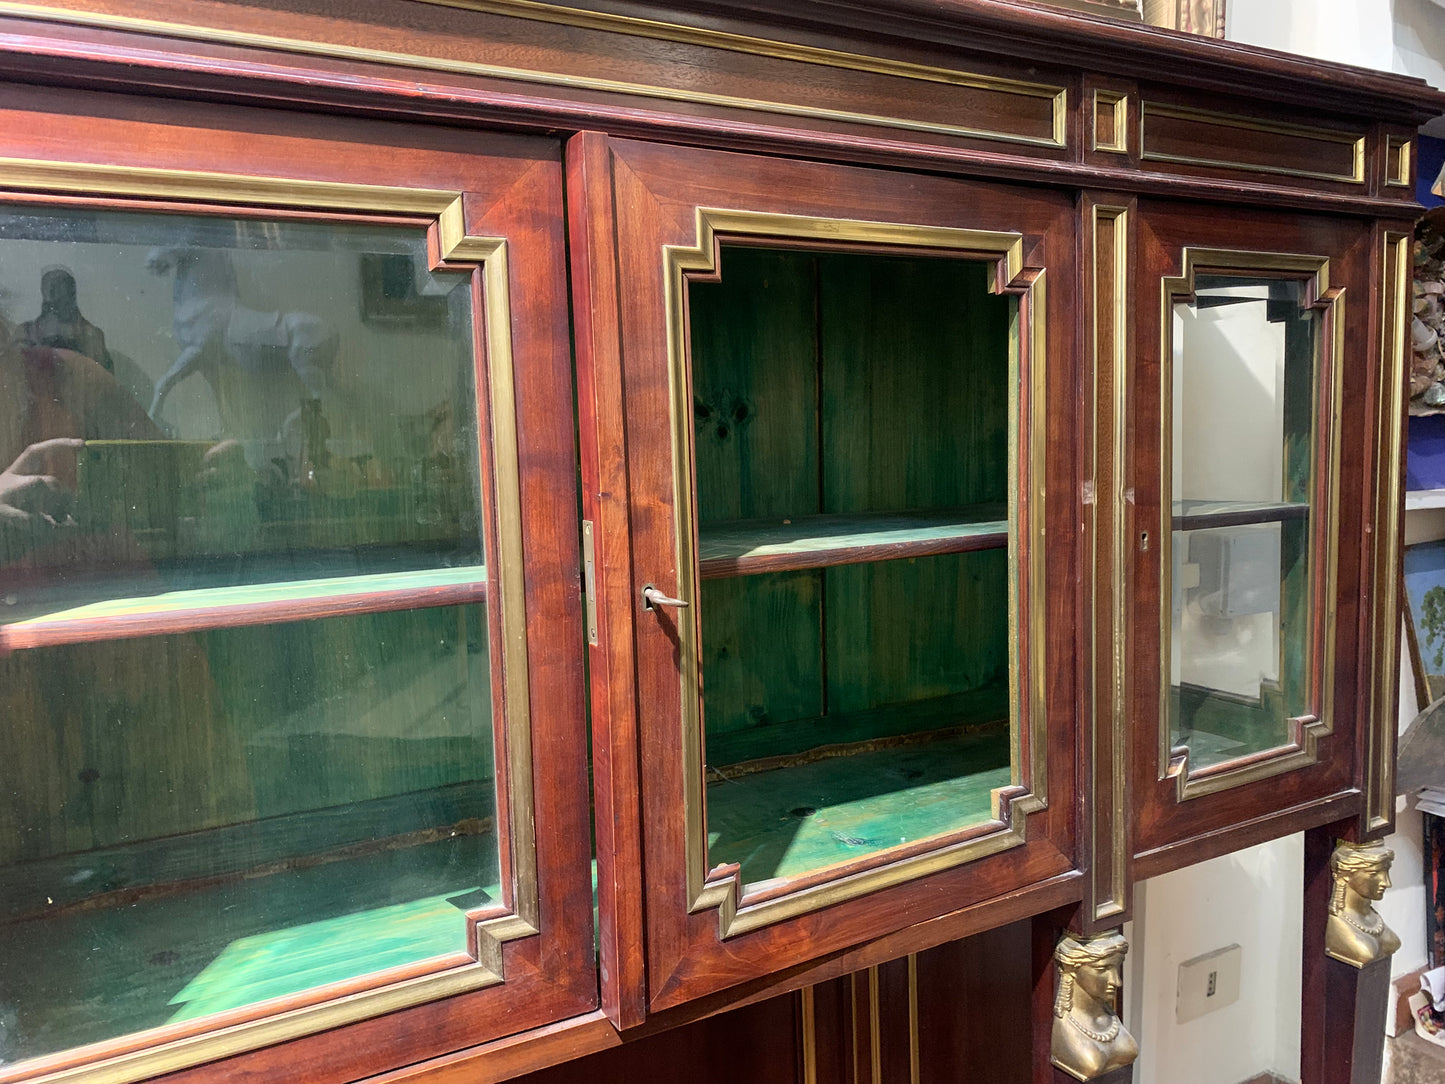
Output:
1176,944,1242,1023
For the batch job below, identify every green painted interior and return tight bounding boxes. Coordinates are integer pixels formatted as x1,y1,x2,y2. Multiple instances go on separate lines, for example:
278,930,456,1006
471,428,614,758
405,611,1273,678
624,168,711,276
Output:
688,246,1015,885
2,564,487,629
0,833,497,1064
0,603,499,1060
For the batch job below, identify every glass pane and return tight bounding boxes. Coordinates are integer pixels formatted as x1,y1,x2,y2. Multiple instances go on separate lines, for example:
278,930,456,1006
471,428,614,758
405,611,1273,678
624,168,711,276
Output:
0,206,482,628
0,605,498,1062
691,246,1014,887
0,206,499,1064
1169,276,1316,769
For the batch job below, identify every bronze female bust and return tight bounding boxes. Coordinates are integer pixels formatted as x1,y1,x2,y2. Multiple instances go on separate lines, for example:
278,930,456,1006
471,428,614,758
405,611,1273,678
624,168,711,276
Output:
1051,931,1139,1082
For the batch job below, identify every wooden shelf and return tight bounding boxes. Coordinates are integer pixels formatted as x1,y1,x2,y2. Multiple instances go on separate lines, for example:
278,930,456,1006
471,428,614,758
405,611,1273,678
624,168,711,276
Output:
698,505,1008,579
0,565,488,651
0,829,498,1061
1171,499,1309,532
706,722,1011,887
1406,488,1445,512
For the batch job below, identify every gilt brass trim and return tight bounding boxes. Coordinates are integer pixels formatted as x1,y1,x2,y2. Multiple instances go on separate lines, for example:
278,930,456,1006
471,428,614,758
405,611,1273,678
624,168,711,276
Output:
907,954,921,1084
1091,204,1130,920
1,164,539,1084
1092,91,1129,155
867,967,882,1084
664,208,1045,938
1365,233,1411,831
1140,102,1366,184
1158,249,1340,801
800,986,818,1084
1386,137,1414,188
0,2,1068,150
0,156,459,213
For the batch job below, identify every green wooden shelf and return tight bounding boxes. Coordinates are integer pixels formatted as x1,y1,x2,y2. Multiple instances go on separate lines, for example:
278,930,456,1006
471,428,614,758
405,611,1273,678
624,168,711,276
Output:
0,832,499,1063
706,723,1011,887
0,565,488,651
698,505,1008,579
1172,499,1308,532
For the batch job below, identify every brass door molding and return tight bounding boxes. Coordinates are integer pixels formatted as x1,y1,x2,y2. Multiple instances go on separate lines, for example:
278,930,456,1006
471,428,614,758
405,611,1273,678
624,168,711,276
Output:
0,160,540,1084
663,208,1049,938
1363,232,1411,833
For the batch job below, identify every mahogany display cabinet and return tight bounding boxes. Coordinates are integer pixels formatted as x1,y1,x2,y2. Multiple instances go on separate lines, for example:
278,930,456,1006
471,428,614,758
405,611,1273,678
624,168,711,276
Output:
0,1,1436,1082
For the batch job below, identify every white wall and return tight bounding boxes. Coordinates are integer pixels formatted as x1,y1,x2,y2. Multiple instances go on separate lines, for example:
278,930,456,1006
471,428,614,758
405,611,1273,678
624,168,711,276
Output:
1129,838,1305,1084
1228,0,1445,134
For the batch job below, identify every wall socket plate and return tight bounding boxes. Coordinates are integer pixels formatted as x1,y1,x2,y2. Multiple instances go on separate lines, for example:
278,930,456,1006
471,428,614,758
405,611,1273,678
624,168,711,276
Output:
1176,944,1242,1023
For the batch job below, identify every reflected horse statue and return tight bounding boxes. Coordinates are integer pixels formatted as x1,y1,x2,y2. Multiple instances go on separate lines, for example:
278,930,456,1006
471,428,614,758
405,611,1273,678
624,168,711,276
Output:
146,246,339,429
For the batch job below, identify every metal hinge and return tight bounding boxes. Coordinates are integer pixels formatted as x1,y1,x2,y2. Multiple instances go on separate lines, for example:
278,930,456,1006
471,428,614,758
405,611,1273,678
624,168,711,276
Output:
582,519,599,646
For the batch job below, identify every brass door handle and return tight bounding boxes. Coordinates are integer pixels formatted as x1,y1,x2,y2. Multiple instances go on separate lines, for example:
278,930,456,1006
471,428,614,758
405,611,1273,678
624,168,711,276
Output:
642,585,689,610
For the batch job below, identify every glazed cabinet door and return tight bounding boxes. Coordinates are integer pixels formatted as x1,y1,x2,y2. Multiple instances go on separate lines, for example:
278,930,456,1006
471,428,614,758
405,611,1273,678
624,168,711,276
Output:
571,134,1078,1016
1128,201,1404,869
0,87,592,1082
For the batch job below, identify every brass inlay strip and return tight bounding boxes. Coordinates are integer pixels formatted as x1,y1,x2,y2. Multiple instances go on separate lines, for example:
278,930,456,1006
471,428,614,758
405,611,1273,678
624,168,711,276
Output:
907,955,920,1084
667,209,1044,937
1158,249,1341,800
1091,204,1130,920
1141,102,1366,184
1,163,540,1084
0,156,458,213
800,986,818,1084
1386,137,1414,188
867,967,882,1084
1367,232,1411,830
0,2,1067,149
1092,90,1129,155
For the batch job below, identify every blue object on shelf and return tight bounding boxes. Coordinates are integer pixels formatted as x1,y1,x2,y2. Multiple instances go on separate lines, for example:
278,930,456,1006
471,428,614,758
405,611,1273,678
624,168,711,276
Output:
1409,414,1445,491
1422,134,1444,209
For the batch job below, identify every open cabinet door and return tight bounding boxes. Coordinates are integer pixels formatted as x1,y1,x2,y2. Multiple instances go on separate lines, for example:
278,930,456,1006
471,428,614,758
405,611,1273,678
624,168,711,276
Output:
572,133,1081,1017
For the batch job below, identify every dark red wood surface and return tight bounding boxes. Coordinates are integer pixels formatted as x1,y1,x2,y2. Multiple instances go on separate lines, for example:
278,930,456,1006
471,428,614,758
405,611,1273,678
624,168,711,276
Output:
0,86,595,1084
1129,201,1375,862
0,0,1436,1078
574,133,1080,1012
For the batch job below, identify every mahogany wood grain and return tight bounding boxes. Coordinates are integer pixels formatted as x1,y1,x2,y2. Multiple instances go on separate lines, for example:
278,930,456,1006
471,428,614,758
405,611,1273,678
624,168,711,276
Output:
1133,790,1360,883
567,129,649,1031
1137,92,1369,192
0,0,1434,1077
0,11,1435,223
491,995,801,1084
9,0,1443,124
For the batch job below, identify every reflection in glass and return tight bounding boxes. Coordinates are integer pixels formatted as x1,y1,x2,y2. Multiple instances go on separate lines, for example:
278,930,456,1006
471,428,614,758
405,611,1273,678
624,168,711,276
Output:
1170,276,1316,769
0,605,498,1062
690,246,1015,887
0,206,499,1064
0,207,482,625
